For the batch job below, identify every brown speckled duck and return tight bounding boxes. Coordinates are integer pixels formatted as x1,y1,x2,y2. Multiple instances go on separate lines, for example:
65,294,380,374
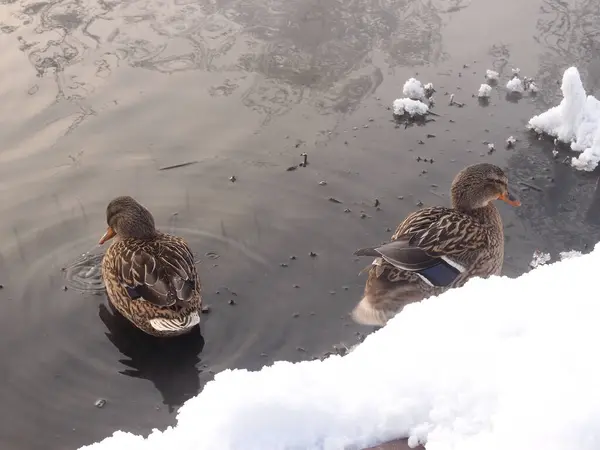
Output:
98,196,202,337
353,163,520,326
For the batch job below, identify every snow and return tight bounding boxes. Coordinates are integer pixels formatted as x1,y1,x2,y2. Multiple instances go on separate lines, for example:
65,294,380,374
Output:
529,81,539,93
392,98,429,116
478,83,492,98
506,77,524,93
506,136,516,147
403,77,425,100
528,66,600,171
485,69,499,81
80,242,600,450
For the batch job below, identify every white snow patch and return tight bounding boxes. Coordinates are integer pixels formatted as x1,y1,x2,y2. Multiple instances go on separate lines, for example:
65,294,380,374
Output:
506,77,524,93
506,136,516,147
81,243,600,450
512,67,521,75
403,77,425,100
560,250,583,260
530,250,551,268
485,69,499,81
528,66,600,171
478,83,492,98
392,98,429,116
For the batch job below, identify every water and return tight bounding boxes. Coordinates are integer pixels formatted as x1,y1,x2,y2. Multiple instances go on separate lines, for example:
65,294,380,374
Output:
1,0,600,448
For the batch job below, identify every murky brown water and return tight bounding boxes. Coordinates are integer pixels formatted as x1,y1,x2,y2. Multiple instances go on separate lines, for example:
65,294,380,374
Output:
1,0,600,448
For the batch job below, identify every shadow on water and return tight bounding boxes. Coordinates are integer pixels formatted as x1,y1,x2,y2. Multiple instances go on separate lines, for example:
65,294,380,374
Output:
98,303,205,413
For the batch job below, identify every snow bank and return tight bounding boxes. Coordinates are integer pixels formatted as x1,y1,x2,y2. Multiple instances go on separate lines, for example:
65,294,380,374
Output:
81,243,600,450
528,66,600,171
392,98,429,116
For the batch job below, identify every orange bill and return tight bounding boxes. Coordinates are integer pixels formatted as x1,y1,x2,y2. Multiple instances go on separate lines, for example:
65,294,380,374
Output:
498,191,521,207
99,226,116,245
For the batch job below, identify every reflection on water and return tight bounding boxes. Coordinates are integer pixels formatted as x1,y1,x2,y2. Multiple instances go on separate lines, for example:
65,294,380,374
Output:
99,303,205,413
0,0,451,127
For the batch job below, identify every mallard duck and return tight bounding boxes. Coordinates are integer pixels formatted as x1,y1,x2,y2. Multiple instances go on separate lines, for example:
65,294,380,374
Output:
352,163,520,326
98,196,202,337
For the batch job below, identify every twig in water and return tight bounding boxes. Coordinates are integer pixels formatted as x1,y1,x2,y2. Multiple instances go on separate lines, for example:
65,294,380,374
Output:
518,181,543,192
159,161,198,171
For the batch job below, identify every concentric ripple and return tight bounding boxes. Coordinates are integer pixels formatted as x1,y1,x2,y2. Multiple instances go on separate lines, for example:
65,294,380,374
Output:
63,251,106,293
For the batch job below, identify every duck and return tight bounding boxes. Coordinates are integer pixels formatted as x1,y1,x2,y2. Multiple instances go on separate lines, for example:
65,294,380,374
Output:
352,163,521,326
98,196,202,337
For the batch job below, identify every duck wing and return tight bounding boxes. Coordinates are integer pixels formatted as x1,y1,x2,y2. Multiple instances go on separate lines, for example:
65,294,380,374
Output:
115,237,199,307
355,206,487,287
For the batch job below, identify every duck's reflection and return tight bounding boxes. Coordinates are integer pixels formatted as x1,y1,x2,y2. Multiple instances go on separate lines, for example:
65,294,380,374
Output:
98,303,204,412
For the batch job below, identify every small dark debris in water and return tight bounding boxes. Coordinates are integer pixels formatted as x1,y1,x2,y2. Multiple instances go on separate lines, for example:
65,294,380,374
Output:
201,305,211,314
418,140,425,145
62,286,68,291
319,181,327,186
297,346,306,352
205,252,220,259
386,227,392,232
374,198,380,207
420,170,428,175
449,119,455,123
328,197,343,204
363,125,369,129
290,255,297,260
344,208,351,213
280,263,288,267
426,134,436,138
0,284,3,289
344,141,349,145
229,175,236,182
293,284,300,288
228,299,236,305
300,153,308,166
417,156,422,162
287,165,298,171
416,200,424,207
309,251,318,257
215,290,220,295
431,184,438,188
368,118,374,122
376,207,382,211
360,212,370,219
398,196,404,200
295,142,302,148
159,161,198,171
94,399,106,409
292,312,300,318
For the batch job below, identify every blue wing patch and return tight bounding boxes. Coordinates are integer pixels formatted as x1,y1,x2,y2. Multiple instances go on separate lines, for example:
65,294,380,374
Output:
417,260,461,287
126,286,141,300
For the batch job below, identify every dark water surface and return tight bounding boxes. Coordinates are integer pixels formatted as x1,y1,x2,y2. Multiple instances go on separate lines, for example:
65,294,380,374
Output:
1,0,600,448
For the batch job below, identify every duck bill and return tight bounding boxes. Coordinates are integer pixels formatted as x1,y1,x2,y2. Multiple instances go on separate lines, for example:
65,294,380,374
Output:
99,226,116,245
498,191,521,207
